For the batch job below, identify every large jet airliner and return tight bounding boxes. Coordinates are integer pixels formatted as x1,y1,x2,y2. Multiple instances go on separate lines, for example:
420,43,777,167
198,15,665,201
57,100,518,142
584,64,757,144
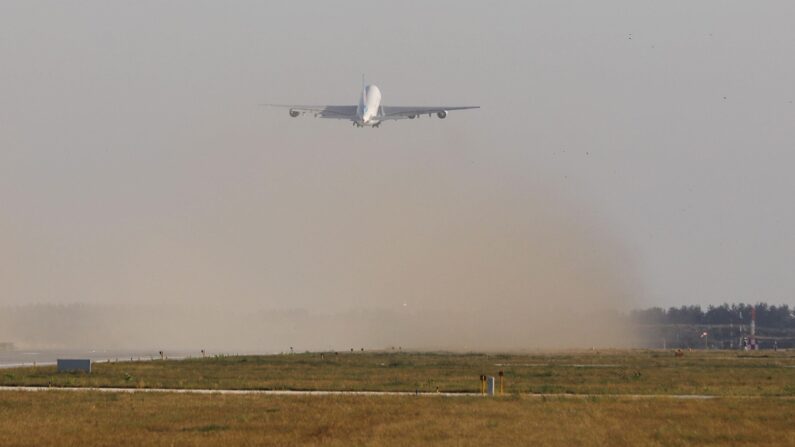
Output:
264,79,479,128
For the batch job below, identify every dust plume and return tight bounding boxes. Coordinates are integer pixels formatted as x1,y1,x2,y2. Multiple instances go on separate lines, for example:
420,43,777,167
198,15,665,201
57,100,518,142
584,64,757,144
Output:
1,176,639,351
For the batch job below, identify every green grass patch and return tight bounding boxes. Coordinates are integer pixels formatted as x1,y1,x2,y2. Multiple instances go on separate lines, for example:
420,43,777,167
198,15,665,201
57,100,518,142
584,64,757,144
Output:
0,350,793,396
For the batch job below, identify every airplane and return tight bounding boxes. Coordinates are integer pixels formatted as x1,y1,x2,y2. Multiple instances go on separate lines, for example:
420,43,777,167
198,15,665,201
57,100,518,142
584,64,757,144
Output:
263,78,479,128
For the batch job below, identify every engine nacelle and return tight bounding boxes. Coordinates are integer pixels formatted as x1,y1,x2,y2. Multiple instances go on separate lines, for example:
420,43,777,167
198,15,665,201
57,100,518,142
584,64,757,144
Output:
437,110,448,119
408,114,417,119
289,109,300,118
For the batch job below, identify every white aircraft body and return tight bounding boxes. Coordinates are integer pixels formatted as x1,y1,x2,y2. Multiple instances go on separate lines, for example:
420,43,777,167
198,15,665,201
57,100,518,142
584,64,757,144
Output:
265,80,479,128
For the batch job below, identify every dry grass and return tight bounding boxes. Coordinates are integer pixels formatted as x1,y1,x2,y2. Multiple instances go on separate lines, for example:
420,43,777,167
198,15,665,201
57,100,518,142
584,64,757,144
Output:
2,350,794,396
0,391,792,446
2,350,793,445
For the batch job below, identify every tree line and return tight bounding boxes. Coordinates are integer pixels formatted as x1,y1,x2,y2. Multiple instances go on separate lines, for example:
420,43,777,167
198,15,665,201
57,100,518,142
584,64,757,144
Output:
632,303,794,329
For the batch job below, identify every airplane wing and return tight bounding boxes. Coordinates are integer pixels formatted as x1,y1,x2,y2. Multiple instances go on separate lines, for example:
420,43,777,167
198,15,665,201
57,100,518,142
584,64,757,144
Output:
262,104,358,120
378,106,479,121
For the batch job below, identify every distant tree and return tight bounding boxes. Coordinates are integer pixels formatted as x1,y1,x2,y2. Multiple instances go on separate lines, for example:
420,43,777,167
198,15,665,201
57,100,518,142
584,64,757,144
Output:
631,307,665,324
704,304,732,325
667,305,702,325
762,304,792,329
734,303,753,324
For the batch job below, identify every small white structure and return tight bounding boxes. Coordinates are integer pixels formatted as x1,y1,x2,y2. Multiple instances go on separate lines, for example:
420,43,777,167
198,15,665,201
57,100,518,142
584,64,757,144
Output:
486,376,496,396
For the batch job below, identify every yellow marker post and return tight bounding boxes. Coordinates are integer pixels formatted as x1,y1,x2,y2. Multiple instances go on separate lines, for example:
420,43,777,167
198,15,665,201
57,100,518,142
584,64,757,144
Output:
498,370,504,396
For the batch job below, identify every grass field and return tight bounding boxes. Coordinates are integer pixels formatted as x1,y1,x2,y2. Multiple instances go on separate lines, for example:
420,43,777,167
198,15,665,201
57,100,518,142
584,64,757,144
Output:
0,391,793,446
1,350,794,446
2,350,794,396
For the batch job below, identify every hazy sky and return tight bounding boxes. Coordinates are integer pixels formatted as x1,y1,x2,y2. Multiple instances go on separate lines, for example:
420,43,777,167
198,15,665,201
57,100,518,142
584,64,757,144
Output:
2,1,794,313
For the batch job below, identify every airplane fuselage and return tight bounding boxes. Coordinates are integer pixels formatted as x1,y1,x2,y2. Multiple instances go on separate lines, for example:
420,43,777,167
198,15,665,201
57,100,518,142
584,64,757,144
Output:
356,85,382,127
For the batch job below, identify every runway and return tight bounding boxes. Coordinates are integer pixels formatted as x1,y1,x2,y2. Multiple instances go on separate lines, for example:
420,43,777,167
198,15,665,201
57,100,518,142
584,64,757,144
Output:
2,385,791,400
1,386,469,397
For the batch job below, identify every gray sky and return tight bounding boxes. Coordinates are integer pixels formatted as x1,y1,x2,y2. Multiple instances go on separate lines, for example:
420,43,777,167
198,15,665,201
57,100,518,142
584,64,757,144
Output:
1,1,794,313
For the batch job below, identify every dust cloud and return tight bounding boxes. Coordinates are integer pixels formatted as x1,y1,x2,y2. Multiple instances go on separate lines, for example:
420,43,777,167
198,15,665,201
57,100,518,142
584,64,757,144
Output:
1,177,639,352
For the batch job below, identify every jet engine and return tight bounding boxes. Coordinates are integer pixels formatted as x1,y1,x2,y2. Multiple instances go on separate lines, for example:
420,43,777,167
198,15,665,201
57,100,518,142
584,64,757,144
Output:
437,110,448,119
408,114,417,119
289,109,300,118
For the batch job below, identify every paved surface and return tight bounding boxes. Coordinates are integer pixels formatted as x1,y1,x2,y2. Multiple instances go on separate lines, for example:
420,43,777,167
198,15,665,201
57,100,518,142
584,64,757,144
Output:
493,363,622,368
2,386,791,399
0,386,473,397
